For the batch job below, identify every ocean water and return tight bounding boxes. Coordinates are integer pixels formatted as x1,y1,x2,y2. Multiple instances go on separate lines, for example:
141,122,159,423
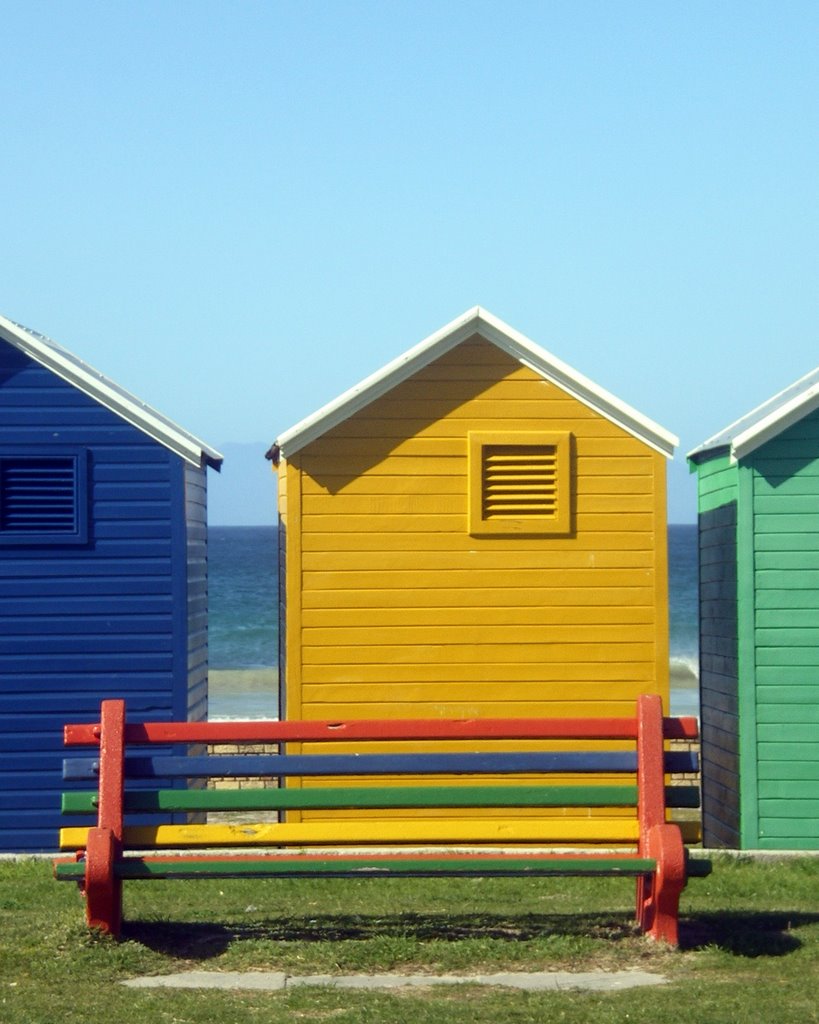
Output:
207,524,700,718
667,523,699,716
209,526,279,671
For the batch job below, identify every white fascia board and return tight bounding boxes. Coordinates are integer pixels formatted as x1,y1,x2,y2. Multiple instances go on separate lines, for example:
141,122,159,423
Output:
275,307,484,457
0,316,223,469
473,310,678,458
731,383,819,462
688,363,819,464
687,433,736,463
687,410,763,462
276,306,678,459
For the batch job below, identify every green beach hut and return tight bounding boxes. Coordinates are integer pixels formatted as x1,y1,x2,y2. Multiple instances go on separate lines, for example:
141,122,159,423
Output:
689,368,819,850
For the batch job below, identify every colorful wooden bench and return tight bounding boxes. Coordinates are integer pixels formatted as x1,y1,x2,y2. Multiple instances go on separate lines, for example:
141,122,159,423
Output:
53,694,711,946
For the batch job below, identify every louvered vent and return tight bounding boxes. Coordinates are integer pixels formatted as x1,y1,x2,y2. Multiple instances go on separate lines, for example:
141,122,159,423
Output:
469,431,571,536
482,445,559,520
0,457,77,533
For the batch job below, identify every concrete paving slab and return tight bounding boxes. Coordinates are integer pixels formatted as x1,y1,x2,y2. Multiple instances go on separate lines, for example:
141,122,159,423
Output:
123,969,666,993
124,971,288,990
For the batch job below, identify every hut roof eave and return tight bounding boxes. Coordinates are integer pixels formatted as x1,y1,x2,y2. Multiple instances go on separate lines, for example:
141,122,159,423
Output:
688,364,819,465
0,315,223,470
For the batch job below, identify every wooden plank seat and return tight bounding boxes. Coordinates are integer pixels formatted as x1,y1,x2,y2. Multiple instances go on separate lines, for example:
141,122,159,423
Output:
54,694,711,945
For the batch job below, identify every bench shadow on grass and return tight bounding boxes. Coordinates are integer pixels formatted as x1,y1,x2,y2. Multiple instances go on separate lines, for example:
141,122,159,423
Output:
124,909,818,961
681,912,818,957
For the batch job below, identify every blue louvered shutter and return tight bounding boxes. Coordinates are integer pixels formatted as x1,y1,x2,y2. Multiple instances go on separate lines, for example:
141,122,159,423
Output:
0,452,87,544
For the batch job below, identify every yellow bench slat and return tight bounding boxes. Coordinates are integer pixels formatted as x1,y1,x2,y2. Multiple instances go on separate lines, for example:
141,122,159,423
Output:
60,817,641,850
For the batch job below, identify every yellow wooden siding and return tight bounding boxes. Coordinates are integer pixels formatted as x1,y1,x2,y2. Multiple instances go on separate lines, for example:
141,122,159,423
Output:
282,459,304,721
281,338,669,722
276,461,288,700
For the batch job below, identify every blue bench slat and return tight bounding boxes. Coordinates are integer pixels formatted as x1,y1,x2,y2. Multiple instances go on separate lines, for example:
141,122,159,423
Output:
64,750,648,780
666,752,698,773
62,752,638,780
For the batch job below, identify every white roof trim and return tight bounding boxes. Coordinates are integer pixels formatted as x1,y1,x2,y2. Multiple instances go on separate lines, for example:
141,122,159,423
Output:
0,315,223,469
687,363,819,464
275,307,678,458
732,383,819,462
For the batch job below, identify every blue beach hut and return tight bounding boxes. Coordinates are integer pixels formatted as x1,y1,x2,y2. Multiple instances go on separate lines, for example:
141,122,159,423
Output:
0,315,222,852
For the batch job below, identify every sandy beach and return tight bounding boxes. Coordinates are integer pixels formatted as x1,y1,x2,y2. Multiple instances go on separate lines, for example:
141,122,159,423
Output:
209,669,278,719
670,658,699,716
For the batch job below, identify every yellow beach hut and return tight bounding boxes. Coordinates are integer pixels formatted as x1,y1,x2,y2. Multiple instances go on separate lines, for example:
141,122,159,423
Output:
268,307,678,726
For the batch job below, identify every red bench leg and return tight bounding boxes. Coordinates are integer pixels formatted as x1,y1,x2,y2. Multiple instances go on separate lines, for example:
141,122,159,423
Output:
82,700,126,936
640,823,685,946
84,828,122,936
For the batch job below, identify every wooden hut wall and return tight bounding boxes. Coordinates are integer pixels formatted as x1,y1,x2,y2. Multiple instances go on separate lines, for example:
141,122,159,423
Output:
745,409,819,849
184,463,209,724
0,342,201,851
280,336,670,723
695,451,741,847
277,459,290,717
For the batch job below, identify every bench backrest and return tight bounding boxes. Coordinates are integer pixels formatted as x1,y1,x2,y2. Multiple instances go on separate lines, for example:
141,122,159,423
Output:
60,695,701,852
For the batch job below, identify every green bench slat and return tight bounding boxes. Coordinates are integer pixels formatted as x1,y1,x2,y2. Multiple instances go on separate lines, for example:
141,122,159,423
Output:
55,854,659,882
667,786,701,809
685,857,714,877
61,783,700,815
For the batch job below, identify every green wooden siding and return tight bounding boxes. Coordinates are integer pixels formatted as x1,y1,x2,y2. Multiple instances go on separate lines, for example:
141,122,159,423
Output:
695,452,741,848
749,406,819,849
697,450,740,515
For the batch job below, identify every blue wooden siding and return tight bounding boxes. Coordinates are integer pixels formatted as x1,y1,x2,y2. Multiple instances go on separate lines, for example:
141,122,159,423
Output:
749,408,819,849
185,464,209,723
696,452,741,848
0,342,198,852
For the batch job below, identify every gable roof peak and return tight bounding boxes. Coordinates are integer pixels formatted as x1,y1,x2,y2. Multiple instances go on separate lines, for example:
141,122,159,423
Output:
274,307,677,459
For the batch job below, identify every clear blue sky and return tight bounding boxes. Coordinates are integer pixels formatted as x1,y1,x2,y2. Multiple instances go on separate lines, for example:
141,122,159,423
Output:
3,1,818,524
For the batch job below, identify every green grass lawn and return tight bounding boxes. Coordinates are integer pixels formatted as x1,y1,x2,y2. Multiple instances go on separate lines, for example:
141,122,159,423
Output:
1,856,817,1023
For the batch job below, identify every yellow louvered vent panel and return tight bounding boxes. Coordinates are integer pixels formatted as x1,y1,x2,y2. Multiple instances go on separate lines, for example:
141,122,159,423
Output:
482,446,558,519
469,431,572,536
